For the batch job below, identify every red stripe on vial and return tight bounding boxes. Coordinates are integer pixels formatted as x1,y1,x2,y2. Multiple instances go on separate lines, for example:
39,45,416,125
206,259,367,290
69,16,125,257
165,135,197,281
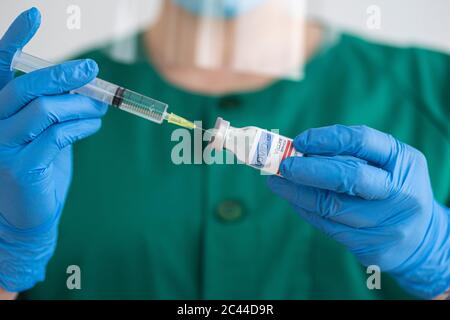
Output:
277,139,292,175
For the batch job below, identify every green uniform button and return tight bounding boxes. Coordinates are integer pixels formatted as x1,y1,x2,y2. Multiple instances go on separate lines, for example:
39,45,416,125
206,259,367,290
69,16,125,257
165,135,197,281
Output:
218,96,241,110
216,200,244,222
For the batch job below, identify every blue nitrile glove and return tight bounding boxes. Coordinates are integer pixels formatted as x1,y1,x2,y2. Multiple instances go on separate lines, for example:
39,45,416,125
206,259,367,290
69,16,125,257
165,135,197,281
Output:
267,125,450,299
0,8,107,292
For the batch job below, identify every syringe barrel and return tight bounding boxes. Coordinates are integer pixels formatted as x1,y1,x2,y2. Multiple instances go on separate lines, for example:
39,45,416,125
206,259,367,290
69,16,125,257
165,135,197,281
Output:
11,50,167,124
12,50,53,72
74,78,119,106
12,50,120,106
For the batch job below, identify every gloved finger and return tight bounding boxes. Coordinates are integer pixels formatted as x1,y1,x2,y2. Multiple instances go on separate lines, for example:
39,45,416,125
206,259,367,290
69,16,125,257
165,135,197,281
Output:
291,203,352,238
267,176,390,228
0,94,108,146
294,212,397,271
293,125,398,168
289,208,400,271
0,7,41,88
0,59,98,120
268,176,386,251
280,155,392,200
306,154,368,165
21,118,102,169
52,145,73,202
267,175,331,214
267,175,351,234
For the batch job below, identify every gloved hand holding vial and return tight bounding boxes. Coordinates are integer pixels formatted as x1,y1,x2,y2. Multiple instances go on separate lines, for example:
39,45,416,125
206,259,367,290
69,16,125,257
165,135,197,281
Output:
205,116,450,298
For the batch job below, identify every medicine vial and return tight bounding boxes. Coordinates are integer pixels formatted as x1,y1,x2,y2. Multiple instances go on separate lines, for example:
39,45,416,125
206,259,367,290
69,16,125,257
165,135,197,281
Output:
208,118,303,175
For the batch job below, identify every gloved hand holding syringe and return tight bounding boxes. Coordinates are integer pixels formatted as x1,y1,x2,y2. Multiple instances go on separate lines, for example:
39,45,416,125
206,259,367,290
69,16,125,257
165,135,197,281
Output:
11,50,197,130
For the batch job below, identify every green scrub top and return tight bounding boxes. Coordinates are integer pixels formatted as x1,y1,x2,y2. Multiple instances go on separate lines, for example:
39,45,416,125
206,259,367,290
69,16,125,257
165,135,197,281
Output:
24,33,450,299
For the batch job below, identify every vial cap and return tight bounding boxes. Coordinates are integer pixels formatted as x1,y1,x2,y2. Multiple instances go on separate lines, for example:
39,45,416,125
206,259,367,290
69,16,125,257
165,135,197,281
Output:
208,117,230,151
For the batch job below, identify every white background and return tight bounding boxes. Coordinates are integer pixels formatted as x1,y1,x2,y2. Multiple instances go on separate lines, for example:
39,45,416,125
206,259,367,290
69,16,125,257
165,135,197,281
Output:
1,0,449,61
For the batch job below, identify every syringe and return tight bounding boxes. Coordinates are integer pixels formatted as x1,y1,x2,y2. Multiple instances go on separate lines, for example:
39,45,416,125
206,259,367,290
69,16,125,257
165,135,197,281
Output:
10,50,196,130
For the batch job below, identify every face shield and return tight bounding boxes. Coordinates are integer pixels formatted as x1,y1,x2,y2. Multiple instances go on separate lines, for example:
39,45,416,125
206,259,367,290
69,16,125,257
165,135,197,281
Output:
143,0,307,80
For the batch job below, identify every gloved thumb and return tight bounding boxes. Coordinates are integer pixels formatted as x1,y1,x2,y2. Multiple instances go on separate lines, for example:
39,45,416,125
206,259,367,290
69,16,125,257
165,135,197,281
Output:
0,7,41,89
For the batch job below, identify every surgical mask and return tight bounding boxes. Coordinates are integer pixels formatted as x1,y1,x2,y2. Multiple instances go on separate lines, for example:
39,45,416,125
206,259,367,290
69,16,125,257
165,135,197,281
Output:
172,0,268,18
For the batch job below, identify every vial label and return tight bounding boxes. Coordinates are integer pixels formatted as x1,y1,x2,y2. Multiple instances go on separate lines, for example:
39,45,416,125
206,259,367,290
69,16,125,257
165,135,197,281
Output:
249,130,302,175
